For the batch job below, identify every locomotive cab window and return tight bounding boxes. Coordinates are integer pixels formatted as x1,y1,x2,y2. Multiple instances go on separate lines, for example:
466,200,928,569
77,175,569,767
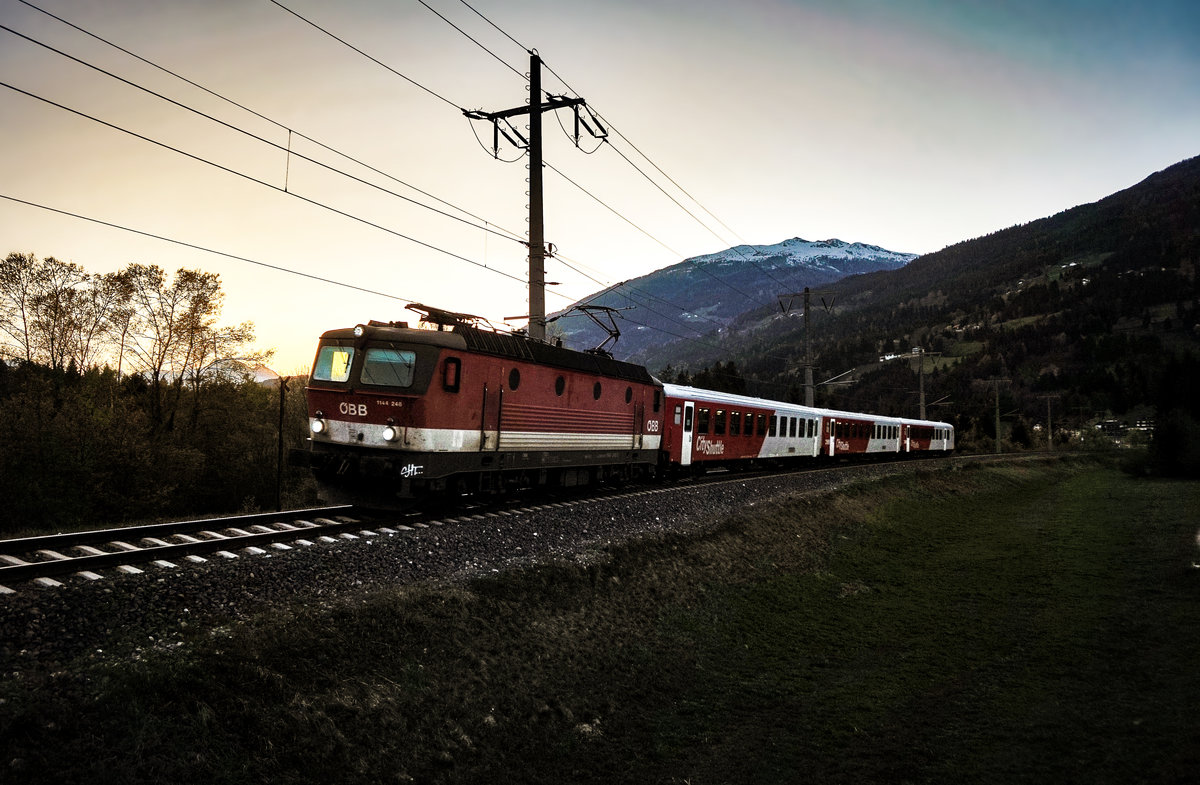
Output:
361,347,416,387
313,345,354,383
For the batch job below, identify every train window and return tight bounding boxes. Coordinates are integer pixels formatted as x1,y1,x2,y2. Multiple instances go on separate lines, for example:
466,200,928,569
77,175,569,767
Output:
625,386,633,404
789,417,798,438
757,413,767,436
593,381,602,400
684,406,693,431
442,357,461,393
769,416,777,437
360,348,416,387
555,375,565,396
697,407,710,434
730,411,741,436
674,405,682,426
714,409,726,435
508,367,521,391
653,389,661,413
313,345,354,383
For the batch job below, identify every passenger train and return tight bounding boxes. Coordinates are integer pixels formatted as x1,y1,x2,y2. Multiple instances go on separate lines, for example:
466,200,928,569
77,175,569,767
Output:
291,305,954,505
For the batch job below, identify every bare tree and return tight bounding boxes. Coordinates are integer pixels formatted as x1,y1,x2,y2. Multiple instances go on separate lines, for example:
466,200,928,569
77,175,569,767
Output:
28,257,88,371
123,264,263,430
71,270,133,371
0,252,45,363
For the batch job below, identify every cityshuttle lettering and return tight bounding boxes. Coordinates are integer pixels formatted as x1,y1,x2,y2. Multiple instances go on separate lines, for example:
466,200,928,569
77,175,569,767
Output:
695,436,725,456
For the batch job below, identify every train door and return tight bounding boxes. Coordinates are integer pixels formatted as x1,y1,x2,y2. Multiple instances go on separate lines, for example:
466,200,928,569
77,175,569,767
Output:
681,401,695,466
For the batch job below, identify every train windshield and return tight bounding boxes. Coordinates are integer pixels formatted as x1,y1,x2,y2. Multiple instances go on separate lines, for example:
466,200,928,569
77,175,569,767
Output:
313,345,354,383
361,347,417,388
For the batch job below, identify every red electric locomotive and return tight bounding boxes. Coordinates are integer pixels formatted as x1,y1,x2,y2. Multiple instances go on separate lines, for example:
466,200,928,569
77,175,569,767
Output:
292,305,664,505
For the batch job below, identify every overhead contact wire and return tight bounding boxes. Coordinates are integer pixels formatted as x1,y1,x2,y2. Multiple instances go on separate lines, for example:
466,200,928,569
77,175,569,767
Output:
0,80,572,296
0,194,410,302
0,20,526,246
268,0,463,110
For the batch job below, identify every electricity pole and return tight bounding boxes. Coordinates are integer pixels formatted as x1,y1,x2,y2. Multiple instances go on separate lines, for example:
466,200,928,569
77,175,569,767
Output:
466,53,588,342
276,376,288,511
1039,394,1060,451
985,378,1011,454
910,347,941,420
779,287,834,407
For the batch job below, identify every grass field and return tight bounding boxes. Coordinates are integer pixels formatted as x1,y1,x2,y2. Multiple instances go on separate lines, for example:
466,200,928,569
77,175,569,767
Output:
3,459,1198,784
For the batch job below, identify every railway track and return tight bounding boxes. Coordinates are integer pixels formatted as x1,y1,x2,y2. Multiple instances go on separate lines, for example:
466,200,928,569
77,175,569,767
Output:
0,506,384,594
0,467,788,594
0,452,1024,595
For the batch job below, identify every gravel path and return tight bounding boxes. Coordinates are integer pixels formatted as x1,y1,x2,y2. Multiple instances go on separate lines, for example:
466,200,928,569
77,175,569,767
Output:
1,460,948,681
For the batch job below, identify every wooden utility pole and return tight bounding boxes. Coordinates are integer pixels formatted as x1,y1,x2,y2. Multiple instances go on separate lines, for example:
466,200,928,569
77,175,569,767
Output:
466,53,588,342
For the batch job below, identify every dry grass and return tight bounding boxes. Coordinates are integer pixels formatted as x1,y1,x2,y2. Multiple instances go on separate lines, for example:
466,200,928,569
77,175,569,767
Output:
3,459,1199,784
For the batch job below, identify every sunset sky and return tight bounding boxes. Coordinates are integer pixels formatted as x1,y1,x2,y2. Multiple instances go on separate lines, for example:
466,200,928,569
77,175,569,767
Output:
2,0,1197,372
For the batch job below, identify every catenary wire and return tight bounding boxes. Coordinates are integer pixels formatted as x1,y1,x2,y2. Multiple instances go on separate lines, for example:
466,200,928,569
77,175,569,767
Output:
457,0,528,53
0,80,575,297
267,0,463,111
0,20,528,248
416,0,525,80
16,0,524,242
0,194,411,302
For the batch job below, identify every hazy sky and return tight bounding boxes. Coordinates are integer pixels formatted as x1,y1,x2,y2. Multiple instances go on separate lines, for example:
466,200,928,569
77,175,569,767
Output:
2,0,1197,371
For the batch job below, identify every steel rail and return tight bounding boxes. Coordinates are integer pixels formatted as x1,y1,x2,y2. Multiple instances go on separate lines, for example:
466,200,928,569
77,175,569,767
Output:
0,508,371,589
0,505,354,554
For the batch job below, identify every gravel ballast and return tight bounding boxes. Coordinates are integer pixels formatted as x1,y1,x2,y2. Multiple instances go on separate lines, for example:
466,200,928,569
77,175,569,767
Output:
1,460,960,680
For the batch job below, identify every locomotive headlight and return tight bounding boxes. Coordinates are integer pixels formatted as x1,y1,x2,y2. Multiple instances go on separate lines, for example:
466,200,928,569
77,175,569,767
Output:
310,417,326,435
382,425,399,442
353,324,366,338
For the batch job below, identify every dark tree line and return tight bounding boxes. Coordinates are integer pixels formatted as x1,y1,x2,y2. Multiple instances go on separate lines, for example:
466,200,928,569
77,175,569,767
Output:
0,252,315,533
0,360,317,531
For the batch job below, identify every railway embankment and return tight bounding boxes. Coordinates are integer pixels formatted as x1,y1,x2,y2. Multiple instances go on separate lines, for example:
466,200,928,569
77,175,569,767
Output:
3,454,1197,784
